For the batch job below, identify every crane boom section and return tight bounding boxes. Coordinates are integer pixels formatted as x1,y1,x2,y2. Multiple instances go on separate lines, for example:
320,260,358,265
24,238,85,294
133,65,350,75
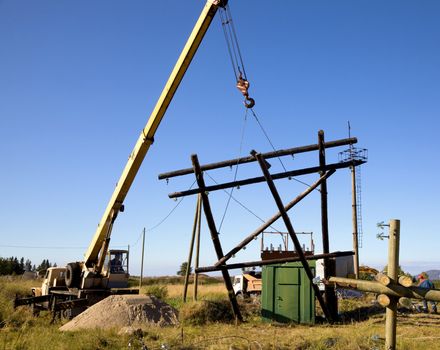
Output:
84,0,225,268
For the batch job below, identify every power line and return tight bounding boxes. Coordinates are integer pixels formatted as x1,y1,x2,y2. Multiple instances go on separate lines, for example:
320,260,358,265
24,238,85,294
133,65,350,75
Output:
0,244,126,250
143,179,197,234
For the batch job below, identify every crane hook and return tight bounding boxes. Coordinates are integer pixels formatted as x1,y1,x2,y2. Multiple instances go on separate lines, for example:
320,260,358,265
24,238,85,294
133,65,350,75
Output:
236,73,255,109
244,96,255,109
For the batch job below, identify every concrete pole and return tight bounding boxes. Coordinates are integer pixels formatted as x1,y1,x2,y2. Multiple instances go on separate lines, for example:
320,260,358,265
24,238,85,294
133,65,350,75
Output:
351,165,360,278
385,219,400,350
139,228,145,289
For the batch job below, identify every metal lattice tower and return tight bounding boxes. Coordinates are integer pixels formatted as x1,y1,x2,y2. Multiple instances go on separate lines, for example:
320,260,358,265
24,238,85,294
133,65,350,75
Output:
339,145,368,249
355,164,363,247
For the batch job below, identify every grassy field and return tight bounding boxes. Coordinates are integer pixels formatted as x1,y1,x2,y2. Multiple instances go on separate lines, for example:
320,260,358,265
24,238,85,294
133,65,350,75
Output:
2,276,440,349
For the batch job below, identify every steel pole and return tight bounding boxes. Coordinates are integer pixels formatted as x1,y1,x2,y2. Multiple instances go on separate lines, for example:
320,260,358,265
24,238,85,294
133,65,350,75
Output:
351,165,360,278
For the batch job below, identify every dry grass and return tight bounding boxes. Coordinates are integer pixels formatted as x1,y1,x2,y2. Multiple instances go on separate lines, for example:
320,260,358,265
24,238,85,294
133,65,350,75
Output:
164,283,228,299
2,277,440,349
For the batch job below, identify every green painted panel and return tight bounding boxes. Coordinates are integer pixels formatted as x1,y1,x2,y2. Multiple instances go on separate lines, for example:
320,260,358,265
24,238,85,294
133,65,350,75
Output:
262,262,315,324
276,267,299,285
275,284,300,322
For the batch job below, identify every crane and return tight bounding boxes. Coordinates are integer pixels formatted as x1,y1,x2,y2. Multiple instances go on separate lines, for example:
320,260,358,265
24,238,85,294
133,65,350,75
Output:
68,0,228,289
15,0,229,318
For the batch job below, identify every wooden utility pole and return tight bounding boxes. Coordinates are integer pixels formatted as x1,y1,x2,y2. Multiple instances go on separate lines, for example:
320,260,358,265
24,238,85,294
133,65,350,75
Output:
318,130,338,320
253,150,333,323
329,219,411,350
191,154,242,321
385,219,400,350
183,195,201,302
193,194,202,301
139,228,146,288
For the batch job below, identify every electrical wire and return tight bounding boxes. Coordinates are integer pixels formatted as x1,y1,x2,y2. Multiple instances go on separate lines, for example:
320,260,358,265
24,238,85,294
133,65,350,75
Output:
0,245,89,250
205,172,284,234
144,179,197,233
218,108,248,232
3,181,197,251
249,107,318,190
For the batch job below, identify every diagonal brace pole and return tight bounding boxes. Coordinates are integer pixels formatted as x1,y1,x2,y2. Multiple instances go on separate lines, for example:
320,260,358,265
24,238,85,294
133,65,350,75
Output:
191,154,242,321
214,169,336,267
252,150,333,323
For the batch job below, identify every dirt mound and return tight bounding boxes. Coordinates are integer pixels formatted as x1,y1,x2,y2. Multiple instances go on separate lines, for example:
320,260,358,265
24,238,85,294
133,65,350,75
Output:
59,295,178,331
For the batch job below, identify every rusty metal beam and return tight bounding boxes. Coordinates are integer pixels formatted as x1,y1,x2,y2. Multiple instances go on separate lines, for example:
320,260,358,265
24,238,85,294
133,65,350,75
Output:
168,160,365,199
196,250,354,273
158,137,358,180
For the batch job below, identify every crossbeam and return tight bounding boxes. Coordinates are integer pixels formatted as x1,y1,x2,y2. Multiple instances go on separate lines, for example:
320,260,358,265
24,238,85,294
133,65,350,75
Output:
196,250,354,273
328,276,440,302
168,159,365,199
158,137,357,180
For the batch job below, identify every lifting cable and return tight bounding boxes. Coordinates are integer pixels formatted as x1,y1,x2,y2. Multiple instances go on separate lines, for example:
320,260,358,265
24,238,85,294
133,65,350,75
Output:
220,5,316,191
219,5,255,108
217,5,318,233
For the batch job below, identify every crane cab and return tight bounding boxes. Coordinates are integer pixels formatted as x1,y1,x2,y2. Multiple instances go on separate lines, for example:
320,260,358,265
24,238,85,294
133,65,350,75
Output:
103,249,130,288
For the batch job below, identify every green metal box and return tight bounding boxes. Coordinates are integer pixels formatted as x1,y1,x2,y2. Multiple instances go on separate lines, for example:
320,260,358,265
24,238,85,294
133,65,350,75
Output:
262,261,315,324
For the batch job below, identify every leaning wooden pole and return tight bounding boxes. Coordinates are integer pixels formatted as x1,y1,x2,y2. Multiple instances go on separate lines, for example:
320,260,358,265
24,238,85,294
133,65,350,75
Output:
214,169,336,267
183,194,201,302
252,150,333,323
385,219,400,350
318,130,338,320
191,154,242,321
139,228,146,289
193,195,202,301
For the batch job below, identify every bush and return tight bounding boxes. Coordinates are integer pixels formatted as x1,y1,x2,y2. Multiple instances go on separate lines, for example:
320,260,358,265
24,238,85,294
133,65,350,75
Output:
179,300,234,325
143,285,168,300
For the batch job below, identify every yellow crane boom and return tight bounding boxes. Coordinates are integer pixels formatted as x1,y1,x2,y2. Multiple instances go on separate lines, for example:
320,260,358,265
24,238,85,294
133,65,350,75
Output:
83,0,228,271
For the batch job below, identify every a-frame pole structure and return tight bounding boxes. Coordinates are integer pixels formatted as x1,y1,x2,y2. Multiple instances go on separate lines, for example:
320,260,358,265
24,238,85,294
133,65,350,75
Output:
191,154,242,321
252,150,333,323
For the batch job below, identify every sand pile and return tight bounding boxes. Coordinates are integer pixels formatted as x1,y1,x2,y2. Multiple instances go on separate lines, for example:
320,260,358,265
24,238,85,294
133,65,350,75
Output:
59,294,178,331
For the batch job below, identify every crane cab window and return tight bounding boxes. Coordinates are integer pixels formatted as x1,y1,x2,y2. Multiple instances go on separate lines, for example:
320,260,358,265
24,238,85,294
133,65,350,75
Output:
109,251,127,274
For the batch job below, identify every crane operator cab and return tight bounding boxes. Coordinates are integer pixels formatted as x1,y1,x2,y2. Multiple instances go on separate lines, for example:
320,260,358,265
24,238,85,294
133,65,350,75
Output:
104,249,129,288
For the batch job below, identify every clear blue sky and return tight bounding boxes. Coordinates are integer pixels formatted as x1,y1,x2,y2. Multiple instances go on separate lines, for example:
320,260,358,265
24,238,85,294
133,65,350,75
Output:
1,1,439,276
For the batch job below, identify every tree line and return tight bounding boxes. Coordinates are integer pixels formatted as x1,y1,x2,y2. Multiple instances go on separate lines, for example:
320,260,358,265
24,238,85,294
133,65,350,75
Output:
0,257,55,276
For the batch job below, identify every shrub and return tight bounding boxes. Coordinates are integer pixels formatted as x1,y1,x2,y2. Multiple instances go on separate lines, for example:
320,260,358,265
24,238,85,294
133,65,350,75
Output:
179,300,234,325
143,285,168,300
